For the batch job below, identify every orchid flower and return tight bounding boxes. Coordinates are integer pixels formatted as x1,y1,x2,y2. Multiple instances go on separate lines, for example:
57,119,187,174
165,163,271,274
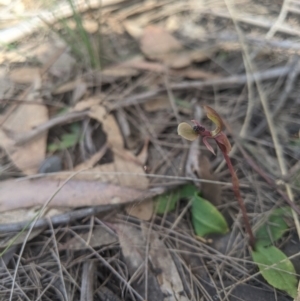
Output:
178,105,255,248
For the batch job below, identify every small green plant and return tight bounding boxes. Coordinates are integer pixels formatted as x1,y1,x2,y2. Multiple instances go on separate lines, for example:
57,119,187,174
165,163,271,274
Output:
178,105,255,248
155,184,229,236
177,106,298,297
48,122,81,152
43,0,101,69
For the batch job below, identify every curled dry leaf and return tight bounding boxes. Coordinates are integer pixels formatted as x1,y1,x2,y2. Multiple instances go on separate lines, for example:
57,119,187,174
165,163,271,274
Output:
140,25,190,69
0,77,48,174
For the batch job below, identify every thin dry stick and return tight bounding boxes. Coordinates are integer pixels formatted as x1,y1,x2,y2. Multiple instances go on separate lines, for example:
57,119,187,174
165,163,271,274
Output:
266,0,290,39
108,66,292,110
225,128,300,216
69,229,145,301
252,57,300,137
225,0,300,239
15,110,89,145
215,57,256,173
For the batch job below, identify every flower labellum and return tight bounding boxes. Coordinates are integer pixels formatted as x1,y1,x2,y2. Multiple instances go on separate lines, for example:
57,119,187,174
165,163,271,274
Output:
177,122,198,141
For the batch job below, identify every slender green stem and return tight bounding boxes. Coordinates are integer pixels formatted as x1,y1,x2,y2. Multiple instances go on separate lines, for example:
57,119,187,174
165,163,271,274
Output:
223,151,255,249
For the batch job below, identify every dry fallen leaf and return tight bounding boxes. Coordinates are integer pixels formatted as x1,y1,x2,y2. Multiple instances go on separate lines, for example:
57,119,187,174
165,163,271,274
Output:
9,67,40,84
120,55,165,73
88,104,123,149
0,77,48,174
0,178,154,212
142,224,189,301
143,97,171,112
102,66,139,78
123,20,143,39
88,104,149,189
125,199,153,221
74,96,102,111
82,19,99,33
140,25,191,69
114,223,164,300
140,25,182,57
172,68,219,80
78,102,149,202
59,225,117,250
199,156,222,206
75,144,108,171
0,228,45,249
53,79,82,95
0,68,14,99
71,81,87,104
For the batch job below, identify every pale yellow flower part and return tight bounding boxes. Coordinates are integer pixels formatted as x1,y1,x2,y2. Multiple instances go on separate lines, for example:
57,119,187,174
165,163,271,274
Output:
177,122,198,141
203,105,224,137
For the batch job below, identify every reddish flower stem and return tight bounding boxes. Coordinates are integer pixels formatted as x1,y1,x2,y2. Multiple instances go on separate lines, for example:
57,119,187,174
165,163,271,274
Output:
222,151,256,249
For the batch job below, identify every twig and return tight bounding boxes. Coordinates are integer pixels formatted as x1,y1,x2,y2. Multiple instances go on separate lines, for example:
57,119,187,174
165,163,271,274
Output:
265,0,290,39
14,110,89,145
48,220,69,301
108,66,292,110
70,229,145,301
252,57,300,137
209,32,300,53
206,8,300,37
0,205,114,233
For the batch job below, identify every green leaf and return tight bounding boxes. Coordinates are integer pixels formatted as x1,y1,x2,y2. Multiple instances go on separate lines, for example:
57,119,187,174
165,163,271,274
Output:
255,208,291,247
177,184,199,199
175,98,192,109
154,191,180,214
191,193,228,236
155,185,200,214
251,244,297,298
48,123,81,152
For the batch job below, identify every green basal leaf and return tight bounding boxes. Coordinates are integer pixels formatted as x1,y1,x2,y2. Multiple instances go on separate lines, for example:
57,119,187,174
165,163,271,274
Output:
251,244,297,298
178,184,199,199
48,123,81,152
175,98,192,109
154,190,180,214
155,184,200,214
191,193,228,237
255,207,292,247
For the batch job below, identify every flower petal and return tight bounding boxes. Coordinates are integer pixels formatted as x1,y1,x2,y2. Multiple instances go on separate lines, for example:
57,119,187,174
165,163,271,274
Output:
203,105,224,137
215,133,232,154
177,122,198,141
203,136,216,155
